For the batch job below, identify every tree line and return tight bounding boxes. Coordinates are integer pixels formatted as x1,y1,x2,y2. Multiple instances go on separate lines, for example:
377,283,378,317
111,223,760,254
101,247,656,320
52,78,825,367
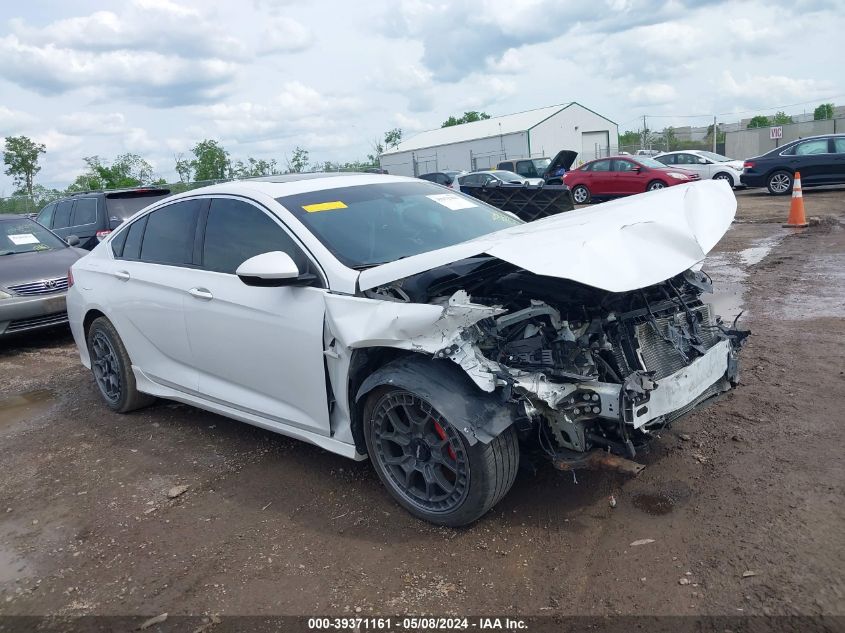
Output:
1,128,406,213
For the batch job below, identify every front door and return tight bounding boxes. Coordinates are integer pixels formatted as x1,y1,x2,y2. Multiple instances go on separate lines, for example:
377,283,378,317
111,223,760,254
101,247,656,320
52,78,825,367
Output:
611,158,642,194
184,196,331,436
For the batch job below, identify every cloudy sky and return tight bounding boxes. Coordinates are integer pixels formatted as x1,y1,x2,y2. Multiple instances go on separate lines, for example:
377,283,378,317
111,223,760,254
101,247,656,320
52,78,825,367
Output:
1,0,842,192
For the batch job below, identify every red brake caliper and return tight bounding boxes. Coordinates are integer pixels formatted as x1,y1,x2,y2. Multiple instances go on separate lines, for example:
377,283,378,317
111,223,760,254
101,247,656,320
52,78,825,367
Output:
433,420,457,461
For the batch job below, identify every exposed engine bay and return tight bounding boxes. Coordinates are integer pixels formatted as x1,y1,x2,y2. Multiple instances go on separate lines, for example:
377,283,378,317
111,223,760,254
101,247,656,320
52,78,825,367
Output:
360,255,749,466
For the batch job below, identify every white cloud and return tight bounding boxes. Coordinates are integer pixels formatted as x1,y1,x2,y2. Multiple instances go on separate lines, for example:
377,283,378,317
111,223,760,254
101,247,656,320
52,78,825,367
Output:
629,83,678,106
0,106,36,135
57,112,127,136
485,49,525,74
258,17,312,54
720,71,832,105
393,113,426,132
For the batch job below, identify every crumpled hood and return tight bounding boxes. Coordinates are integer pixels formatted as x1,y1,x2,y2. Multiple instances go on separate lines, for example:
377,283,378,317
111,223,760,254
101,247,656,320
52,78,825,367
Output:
358,179,736,294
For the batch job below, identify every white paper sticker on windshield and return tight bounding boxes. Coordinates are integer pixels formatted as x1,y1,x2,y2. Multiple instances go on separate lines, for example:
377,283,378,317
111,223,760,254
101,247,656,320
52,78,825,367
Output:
8,233,40,245
426,193,477,211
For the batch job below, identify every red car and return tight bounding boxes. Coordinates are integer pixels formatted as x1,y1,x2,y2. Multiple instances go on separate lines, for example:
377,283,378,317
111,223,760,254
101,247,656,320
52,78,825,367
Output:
563,156,700,204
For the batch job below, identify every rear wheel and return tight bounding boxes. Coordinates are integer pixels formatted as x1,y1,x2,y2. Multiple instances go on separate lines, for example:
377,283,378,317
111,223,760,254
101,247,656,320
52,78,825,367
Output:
364,387,519,527
767,170,792,195
86,317,155,413
571,184,591,204
647,180,666,191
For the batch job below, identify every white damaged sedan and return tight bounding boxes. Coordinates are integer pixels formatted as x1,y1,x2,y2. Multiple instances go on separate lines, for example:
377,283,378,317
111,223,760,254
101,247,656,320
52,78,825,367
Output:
67,173,747,526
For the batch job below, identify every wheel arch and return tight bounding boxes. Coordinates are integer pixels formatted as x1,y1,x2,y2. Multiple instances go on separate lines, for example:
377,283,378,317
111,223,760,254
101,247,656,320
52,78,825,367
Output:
83,308,107,339
352,352,519,450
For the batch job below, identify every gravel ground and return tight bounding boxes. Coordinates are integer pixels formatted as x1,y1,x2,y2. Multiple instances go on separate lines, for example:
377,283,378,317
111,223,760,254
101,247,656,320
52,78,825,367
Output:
0,186,843,624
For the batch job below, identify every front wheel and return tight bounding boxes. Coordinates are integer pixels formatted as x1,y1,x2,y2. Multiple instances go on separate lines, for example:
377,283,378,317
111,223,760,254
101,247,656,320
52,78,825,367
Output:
767,170,793,195
647,180,666,191
713,172,734,186
364,387,519,527
571,184,591,204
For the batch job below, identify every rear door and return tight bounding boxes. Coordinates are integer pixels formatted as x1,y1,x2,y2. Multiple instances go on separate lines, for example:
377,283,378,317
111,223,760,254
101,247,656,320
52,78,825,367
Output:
184,196,331,436
68,197,100,249
787,138,834,184
107,199,204,391
585,159,613,194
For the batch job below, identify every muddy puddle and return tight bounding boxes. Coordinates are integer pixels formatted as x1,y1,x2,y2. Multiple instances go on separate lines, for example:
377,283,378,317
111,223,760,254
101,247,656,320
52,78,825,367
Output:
703,227,789,323
0,389,56,430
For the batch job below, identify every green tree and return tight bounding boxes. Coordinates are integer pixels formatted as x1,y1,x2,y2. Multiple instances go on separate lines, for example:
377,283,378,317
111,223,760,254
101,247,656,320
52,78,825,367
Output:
771,111,793,125
190,140,230,181
618,130,641,148
813,103,834,120
441,111,491,128
747,115,771,129
231,157,280,178
174,153,193,183
67,154,156,191
3,135,46,198
286,146,309,173
384,128,403,149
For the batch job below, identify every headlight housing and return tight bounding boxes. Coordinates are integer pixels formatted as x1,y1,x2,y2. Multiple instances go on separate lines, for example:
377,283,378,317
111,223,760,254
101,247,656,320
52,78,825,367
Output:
667,172,690,180
0,290,11,300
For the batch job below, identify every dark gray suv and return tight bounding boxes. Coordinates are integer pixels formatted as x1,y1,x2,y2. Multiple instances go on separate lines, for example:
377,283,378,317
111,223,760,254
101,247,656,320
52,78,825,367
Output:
36,188,172,250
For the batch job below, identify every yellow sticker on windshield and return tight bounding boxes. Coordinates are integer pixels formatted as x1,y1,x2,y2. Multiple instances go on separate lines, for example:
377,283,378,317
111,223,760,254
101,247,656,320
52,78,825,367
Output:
303,201,347,213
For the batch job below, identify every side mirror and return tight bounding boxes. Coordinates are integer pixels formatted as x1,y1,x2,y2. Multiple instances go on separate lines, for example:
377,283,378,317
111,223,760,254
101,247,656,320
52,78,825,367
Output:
698,158,709,164
66,235,80,246
632,166,642,173
236,251,316,287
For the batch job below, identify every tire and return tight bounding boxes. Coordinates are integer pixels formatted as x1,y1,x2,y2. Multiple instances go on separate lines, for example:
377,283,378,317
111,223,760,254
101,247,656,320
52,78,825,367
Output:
571,184,591,204
647,180,667,191
766,170,793,195
713,172,734,186
363,386,519,527
86,316,155,413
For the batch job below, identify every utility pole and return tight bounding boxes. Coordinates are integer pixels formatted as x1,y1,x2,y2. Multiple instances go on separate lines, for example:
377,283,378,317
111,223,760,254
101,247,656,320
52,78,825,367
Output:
713,115,717,153
642,115,648,150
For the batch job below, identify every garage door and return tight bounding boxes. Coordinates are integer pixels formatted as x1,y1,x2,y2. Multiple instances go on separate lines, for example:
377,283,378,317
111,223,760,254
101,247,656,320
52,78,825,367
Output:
582,131,610,162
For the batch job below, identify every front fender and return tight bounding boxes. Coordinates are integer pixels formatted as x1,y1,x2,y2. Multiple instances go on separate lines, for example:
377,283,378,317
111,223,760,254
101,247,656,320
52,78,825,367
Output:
355,355,518,445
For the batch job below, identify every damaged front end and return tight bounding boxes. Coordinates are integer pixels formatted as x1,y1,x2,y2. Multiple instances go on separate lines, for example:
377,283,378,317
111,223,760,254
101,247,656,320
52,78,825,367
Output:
347,257,748,472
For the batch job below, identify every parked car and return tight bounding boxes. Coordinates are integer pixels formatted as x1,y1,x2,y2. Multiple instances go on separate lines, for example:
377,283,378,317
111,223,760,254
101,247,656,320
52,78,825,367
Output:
740,134,845,194
0,215,86,337
35,187,172,250
654,150,745,187
635,149,660,157
67,174,746,526
497,150,578,184
459,170,544,186
563,156,700,204
418,171,464,191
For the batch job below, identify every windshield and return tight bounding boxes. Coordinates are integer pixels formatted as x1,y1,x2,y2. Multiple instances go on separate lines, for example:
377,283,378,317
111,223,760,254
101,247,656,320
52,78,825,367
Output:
277,181,522,268
635,157,670,168
697,151,732,162
0,218,67,255
532,158,551,172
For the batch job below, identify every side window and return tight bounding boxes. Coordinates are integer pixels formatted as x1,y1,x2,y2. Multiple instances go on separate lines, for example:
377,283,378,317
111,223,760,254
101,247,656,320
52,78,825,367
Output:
72,198,98,226
202,198,308,275
590,160,612,172
435,174,449,185
515,161,535,177
794,139,830,155
499,162,514,171
110,225,129,257
613,159,637,172
834,138,845,154
121,216,148,260
139,199,201,265
37,203,56,227
53,200,74,229
656,154,674,165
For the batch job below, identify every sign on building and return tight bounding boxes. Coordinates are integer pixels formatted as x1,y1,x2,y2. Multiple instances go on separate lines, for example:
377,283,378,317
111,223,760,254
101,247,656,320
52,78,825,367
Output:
769,126,783,140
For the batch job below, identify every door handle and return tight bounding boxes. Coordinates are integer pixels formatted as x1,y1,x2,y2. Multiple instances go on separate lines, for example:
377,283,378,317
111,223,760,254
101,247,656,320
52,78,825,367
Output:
188,287,214,300
114,270,130,281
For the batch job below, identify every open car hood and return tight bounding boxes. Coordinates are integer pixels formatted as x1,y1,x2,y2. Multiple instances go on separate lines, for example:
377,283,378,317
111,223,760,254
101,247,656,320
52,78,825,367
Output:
358,180,736,294
548,149,578,172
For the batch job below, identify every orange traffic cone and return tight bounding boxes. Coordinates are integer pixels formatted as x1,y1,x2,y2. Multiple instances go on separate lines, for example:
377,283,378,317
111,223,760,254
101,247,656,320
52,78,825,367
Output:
783,171,808,228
